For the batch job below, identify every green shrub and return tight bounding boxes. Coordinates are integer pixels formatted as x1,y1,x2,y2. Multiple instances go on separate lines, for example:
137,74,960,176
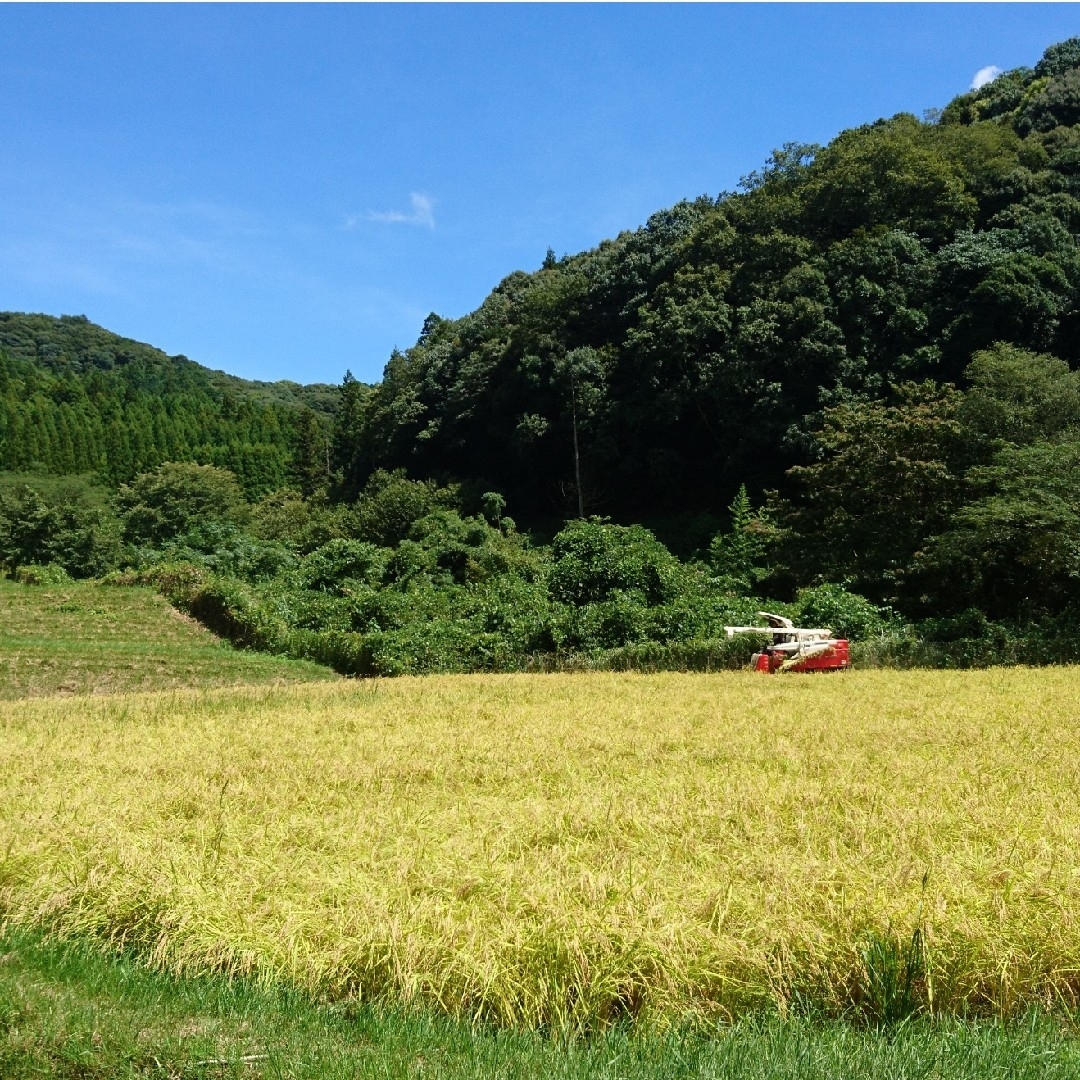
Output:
157,523,297,583
103,562,210,604
298,539,388,591
796,584,888,641
549,520,685,607
182,576,288,652
115,462,248,546
12,563,73,586
0,481,121,578
352,469,456,547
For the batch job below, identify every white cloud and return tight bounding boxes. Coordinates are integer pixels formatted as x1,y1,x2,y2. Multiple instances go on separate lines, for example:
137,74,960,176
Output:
365,193,436,229
970,65,1003,91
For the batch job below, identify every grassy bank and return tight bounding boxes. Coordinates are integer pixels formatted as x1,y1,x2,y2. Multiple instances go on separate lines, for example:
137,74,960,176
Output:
0,578,337,697
5,670,1080,1027
4,926,1080,1079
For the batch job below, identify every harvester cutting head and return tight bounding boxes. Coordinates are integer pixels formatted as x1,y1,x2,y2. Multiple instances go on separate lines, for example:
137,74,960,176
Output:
723,612,850,673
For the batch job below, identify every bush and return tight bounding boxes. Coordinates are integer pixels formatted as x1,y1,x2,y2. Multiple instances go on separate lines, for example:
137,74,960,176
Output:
352,469,456,548
464,575,553,655
12,563,73,586
0,482,121,578
363,621,503,675
146,523,297,583
182,576,288,651
795,583,888,641
249,489,356,553
298,539,388,591
555,592,653,650
103,562,210,603
115,462,247,546
549,519,685,607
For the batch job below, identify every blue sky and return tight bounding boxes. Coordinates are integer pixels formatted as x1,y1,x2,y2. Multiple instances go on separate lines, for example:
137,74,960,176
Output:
1,4,1077,386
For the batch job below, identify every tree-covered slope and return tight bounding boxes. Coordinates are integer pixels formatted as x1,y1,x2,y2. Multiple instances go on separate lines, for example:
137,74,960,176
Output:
10,39,1080,671
336,38,1080,525
0,312,341,495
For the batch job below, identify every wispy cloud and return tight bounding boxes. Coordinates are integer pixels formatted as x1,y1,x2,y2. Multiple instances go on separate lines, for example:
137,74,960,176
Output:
362,192,436,230
970,65,1003,91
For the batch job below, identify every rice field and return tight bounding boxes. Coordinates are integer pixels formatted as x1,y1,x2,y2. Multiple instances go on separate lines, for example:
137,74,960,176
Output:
2,669,1080,1030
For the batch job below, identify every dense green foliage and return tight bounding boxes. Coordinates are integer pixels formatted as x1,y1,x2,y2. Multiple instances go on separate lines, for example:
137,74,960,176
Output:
9,40,1080,671
332,46,1080,522
114,461,249,546
103,475,779,676
0,312,339,494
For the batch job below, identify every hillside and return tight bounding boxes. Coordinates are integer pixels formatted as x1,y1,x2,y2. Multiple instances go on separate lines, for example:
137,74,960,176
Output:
0,577,336,697
6,39,1080,668
0,311,340,412
0,312,341,495
333,38,1080,533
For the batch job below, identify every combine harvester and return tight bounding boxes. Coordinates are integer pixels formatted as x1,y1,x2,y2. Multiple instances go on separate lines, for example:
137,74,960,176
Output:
724,612,850,673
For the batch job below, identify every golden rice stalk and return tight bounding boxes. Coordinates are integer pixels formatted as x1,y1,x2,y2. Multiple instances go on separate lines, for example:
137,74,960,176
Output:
2,670,1080,1028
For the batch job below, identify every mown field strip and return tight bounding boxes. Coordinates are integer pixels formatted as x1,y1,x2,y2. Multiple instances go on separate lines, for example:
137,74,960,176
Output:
0,579,337,697
2,670,1079,1028
1,637,223,652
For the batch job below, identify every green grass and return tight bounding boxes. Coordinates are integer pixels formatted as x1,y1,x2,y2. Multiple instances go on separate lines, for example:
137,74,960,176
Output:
0,578,337,697
3,926,1080,1079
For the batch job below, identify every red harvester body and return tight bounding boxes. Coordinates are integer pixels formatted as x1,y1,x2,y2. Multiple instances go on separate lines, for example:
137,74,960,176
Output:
726,612,851,674
752,638,850,673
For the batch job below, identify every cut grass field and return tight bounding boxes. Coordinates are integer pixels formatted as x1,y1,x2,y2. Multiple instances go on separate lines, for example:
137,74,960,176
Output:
4,669,1080,1031
0,578,337,697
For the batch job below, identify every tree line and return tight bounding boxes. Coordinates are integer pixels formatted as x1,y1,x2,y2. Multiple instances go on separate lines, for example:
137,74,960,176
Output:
0,312,336,495
332,41,1080,528
7,39,1080,671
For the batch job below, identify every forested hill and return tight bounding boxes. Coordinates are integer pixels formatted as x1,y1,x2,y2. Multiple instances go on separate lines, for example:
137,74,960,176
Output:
0,312,340,495
334,37,1080,527
9,38,1080,668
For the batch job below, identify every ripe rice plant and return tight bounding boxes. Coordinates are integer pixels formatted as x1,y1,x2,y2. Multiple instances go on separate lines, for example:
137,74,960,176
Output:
3,670,1080,1030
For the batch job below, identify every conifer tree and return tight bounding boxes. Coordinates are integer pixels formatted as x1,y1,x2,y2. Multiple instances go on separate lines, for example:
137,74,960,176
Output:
709,484,766,594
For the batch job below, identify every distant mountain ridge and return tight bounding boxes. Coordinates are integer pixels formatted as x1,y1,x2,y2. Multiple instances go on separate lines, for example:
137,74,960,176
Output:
0,311,340,494
0,312,339,414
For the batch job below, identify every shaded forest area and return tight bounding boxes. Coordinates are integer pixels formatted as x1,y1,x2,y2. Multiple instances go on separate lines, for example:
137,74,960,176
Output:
7,38,1080,672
